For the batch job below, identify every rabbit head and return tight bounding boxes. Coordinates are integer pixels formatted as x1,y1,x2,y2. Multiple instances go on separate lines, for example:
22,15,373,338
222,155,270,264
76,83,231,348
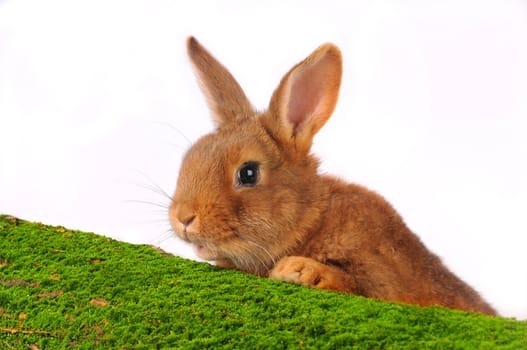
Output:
169,37,342,275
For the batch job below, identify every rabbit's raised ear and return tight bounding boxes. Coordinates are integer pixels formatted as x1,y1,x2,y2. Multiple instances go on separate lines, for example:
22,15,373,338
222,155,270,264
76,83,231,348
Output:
266,43,342,152
187,37,254,127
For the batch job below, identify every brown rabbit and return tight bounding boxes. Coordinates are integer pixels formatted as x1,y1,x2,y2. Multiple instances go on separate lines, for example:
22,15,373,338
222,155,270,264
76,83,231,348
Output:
169,37,496,315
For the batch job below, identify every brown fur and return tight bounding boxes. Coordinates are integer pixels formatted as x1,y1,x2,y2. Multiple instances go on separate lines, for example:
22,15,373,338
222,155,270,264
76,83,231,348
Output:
169,37,496,315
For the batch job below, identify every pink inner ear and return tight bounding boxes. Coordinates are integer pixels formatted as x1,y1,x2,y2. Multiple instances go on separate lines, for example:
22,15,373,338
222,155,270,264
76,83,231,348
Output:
286,59,330,135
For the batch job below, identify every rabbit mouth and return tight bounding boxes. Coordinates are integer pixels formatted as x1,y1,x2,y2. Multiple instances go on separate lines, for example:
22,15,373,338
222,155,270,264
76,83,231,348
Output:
173,228,216,260
195,244,216,260
192,234,239,261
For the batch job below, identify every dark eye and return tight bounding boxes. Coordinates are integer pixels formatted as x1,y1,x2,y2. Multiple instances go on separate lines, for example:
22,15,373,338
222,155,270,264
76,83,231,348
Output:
237,161,260,187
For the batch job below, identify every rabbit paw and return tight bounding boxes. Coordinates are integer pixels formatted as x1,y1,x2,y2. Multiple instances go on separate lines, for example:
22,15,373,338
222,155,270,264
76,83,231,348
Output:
270,256,335,289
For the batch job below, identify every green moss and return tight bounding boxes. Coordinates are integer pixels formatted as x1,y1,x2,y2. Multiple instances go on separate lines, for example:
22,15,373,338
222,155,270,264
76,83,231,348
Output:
0,214,525,349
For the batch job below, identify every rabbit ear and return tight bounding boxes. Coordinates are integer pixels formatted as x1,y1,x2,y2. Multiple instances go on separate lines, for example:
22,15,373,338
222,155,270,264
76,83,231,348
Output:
266,43,342,152
187,37,254,127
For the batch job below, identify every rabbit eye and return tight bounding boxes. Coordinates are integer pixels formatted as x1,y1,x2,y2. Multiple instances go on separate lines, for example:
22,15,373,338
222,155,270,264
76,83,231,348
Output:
237,161,259,187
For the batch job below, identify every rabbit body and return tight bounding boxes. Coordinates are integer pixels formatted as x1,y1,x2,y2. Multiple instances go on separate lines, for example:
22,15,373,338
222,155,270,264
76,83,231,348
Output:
170,37,496,315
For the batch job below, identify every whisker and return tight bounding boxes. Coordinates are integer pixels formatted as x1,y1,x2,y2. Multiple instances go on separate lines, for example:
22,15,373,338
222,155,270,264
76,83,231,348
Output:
244,238,277,268
131,170,174,202
152,121,193,146
229,240,256,272
152,228,178,246
229,233,261,272
230,239,272,273
124,199,169,210
131,217,170,226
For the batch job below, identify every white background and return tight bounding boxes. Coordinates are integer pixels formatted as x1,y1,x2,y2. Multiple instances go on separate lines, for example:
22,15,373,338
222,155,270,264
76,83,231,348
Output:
1,1,526,319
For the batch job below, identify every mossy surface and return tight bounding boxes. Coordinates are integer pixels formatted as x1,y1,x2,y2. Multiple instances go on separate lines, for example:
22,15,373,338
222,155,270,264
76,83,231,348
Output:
0,215,525,349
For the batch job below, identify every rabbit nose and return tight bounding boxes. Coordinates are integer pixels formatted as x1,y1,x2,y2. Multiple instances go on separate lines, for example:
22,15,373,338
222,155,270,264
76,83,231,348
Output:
174,203,197,230
181,214,196,229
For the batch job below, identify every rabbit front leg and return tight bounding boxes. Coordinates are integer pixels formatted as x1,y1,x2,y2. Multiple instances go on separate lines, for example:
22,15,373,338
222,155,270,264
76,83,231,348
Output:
270,256,357,294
